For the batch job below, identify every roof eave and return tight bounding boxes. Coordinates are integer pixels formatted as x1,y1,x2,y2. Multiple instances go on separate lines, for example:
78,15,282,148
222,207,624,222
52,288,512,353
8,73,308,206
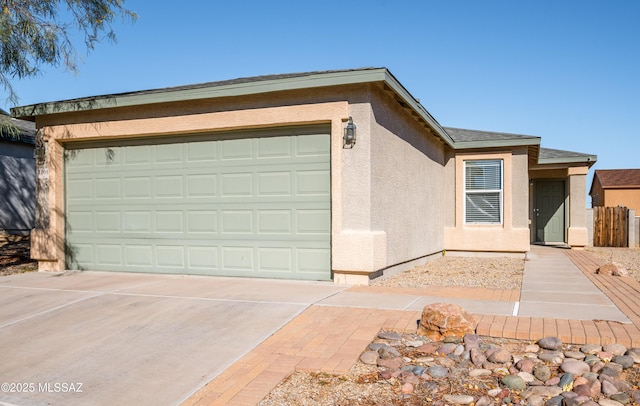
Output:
12,69,392,119
538,155,598,167
452,138,541,149
11,68,458,148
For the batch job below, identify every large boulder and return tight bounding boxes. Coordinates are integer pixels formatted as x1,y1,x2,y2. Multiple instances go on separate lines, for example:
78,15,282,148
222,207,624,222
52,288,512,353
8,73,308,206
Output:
417,303,475,341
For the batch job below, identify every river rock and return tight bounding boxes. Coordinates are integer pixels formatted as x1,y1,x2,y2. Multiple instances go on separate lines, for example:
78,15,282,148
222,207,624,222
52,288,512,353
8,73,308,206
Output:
443,394,475,404
538,336,563,350
612,355,634,369
533,364,551,381
359,350,378,365
581,344,602,354
598,399,625,406
502,374,527,390
539,352,564,364
427,365,449,378
488,348,512,364
417,303,476,341
561,359,590,375
378,331,402,341
604,344,628,356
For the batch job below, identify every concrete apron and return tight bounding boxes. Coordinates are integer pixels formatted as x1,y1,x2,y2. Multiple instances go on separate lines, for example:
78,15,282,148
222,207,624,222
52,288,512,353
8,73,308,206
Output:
0,271,347,406
0,247,629,405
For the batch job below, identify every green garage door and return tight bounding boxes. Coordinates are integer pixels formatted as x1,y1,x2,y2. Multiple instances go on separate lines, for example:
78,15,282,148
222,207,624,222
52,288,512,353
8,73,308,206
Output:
65,127,331,280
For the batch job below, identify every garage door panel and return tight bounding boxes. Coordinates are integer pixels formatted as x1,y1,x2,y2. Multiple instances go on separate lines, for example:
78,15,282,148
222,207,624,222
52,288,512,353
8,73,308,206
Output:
66,130,330,280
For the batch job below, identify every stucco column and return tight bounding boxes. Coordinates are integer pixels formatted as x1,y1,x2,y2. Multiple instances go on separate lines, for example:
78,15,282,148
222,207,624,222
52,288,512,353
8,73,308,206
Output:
332,105,388,284
567,171,589,248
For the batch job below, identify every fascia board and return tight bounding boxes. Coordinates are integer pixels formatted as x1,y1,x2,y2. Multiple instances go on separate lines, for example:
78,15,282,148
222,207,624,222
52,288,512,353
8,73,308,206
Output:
12,69,391,119
381,71,455,148
453,138,541,149
538,155,598,165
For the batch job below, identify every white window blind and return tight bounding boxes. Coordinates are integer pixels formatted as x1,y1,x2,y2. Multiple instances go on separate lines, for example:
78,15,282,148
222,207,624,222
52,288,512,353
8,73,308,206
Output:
465,159,503,224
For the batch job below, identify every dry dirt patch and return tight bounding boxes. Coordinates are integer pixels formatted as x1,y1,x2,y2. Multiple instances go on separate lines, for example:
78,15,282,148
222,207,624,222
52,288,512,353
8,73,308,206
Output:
370,256,525,290
586,247,640,281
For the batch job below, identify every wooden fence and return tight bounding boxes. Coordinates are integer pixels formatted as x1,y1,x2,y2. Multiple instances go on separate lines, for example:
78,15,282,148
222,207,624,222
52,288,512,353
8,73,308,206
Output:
593,206,629,247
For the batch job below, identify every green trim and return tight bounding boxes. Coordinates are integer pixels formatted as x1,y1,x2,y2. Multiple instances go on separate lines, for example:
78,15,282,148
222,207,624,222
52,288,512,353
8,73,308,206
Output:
453,138,541,149
538,155,597,165
13,69,390,119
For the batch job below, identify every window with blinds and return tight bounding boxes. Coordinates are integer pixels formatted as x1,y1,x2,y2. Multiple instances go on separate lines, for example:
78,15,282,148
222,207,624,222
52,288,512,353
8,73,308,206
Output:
464,159,503,224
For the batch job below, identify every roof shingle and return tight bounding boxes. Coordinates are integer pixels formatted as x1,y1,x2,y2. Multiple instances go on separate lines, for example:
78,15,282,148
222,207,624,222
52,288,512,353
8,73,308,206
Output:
595,169,640,188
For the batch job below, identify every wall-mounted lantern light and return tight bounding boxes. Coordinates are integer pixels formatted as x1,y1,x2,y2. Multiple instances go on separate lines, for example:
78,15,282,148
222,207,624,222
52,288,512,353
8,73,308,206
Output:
343,116,356,148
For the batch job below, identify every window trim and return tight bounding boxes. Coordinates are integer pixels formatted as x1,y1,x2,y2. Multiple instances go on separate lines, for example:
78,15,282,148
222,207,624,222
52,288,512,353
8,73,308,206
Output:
463,159,504,224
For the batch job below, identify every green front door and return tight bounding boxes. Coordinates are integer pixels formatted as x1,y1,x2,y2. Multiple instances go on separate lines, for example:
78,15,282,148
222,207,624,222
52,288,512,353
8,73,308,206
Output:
535,180,566,243
64,128,331,280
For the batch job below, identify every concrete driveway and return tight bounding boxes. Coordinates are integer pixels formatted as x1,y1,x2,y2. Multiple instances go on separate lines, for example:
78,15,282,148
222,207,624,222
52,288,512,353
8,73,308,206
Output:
0,271,347,406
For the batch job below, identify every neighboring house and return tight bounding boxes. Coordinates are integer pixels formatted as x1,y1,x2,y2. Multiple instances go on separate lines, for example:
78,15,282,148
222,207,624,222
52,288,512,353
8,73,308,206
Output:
589,169,640,212
0,110,36,236
12,68,596,284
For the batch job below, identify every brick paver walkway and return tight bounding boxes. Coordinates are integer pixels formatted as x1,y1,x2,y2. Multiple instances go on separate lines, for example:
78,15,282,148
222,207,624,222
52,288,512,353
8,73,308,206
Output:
184,249,640,406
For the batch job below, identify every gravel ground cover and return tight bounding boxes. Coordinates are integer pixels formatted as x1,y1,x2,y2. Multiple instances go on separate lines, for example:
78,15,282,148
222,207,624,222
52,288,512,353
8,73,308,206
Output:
370,256,525,290
260,332,640,406
0,239,37,276
585,247,640,281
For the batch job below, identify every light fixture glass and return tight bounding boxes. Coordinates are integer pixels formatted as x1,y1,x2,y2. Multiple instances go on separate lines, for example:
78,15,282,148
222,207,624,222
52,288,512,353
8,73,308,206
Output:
343,116,356,147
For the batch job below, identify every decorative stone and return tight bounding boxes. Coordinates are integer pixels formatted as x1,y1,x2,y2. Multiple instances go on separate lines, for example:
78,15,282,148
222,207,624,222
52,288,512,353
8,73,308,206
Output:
454,344,465,356
422,381,439,392
559,373,574,391
517,358,534,373
611,355,634,369
489,349,512,364
378,346,401,359
501,374,527,390
471,347,487,366
488,388,502,397
600,363,623,378
412,366,426,375
533,365,552,382
526,385,563,398
517,371,536,383
417,342,438,354
545,395,564,406
539,352,564,364
626,348,640,363
469,368,492,377
377,357,403,370
524,344,540,353
574,383,592,397
581,344,602,354
604,343,628,356
598,399,625,406
426,365,449,378
537,337,563,350
601,379,619,396
443,394,475,404
561,360,590,375
564,350,586,359
405,340,424,347
378,331,402,341
417,303,476,341
527,394,544,406
610,393,630,405
359,350,378,365
599,351,613,362
476,396,493,406
400,382,414,394
368,342,387,351
402,373,420,385
464,333,483,349
545,376,561,386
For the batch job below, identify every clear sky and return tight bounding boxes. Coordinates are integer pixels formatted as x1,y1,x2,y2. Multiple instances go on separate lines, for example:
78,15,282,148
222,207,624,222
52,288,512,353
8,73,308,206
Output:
4,0,639,194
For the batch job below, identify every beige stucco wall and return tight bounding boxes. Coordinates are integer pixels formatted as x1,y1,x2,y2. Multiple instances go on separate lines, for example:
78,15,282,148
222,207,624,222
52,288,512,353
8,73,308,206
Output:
369,88,446,269
603,189,640,213
444,148,530,253
30,85,449,283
